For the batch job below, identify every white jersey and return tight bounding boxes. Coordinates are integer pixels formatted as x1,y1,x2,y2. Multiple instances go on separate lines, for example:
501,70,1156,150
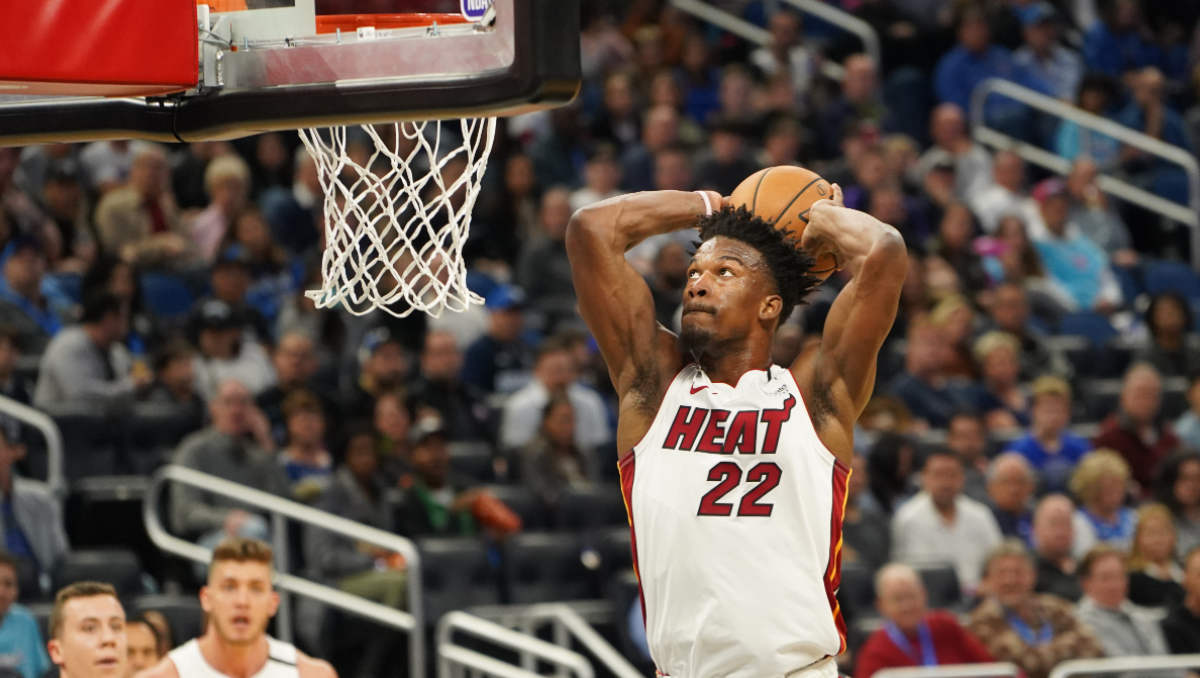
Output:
168,637,300,678
620,364,849,678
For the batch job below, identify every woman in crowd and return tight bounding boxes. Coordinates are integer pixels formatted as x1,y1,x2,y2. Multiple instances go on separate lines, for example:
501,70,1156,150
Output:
1126,502,1185,608
519,393,595,508
1070,449,1137,556
1156,451,1200,557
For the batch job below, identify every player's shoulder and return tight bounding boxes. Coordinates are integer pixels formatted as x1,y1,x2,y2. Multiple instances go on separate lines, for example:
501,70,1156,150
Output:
134,656,180,678
296,650,338,678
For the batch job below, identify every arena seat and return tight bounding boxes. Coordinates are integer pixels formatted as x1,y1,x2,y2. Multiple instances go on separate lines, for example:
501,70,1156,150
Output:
126,401,204,474
139,272,198,320
1079,378,1121,422
1144,259,1200,299
912,562,962,610
1056,312,1118,345
503,532,591,604
52,548,145,597
447,443,494,484
836,562,876,626
48,410,127,478
131,593,205,645
479,485,548,531
555,486,629,531
416,536,499,623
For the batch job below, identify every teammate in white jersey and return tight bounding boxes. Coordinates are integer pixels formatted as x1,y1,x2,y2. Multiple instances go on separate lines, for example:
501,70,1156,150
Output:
566,185,906,677
48,581,128,678
138,538,335,678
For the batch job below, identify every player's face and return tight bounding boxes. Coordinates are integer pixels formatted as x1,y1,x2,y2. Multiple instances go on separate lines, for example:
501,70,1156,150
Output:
125,622,159,676
48,595,127,678
201,560,279,647
681,237,779,357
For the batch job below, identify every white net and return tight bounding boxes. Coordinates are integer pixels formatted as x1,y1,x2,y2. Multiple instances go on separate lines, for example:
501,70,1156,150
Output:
298,117,497,317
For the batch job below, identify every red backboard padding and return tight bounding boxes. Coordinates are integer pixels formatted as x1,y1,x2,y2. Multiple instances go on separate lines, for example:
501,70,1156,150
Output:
0,0,198,96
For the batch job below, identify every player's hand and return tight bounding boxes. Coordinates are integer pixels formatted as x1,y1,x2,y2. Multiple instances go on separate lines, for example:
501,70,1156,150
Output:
695,190,723,216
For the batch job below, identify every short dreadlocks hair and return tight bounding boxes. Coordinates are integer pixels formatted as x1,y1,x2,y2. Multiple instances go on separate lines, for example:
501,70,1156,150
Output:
696,206,822,324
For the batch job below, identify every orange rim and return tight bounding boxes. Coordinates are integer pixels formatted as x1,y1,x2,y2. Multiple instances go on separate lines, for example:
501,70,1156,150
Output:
315,13,470,34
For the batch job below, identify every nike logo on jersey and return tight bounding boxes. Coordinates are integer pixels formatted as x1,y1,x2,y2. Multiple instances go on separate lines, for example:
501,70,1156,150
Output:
689,385,708,394
662,395,796,454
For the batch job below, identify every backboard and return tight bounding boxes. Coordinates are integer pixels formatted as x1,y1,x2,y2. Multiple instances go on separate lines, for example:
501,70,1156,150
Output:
0,0,580,145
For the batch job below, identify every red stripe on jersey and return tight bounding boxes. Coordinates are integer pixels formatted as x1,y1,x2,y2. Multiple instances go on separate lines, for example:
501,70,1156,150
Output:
822,459,851,654
617,451,648,630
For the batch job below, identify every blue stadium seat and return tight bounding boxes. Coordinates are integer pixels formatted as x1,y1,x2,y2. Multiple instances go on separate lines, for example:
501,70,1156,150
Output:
139,272,197,319
1144,260,1200,299
504,532,592,604
1112,264,1144,305
1056,312,1118,345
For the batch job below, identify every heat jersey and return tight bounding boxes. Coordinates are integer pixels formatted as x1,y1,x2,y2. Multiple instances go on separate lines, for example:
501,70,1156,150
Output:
168,637,300,678
619,363,850,678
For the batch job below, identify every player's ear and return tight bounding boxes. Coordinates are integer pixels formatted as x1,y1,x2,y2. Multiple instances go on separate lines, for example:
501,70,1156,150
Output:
759,294,782,322
47,639,61,666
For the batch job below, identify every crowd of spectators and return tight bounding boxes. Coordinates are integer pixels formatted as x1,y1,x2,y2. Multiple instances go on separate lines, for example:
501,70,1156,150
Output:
2,0,1200,675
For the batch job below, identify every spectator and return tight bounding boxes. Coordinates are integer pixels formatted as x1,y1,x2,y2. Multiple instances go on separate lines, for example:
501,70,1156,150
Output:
1030,178,1122,313
979,217,1075,318
916,104,993,200
887,318,968,429
0,328,29,445
749,11,815,98
125,615,162,677
844,454,891,571
462,285,534,395
516,187,576,331
1013,3,1083,100
0,551,48,678
408,330,491,443
374,390,413,485
255,332,325,446
1161,545,1200,653
1082,0,1162,78
1157,452,1200,557
169,379,285,543
33,292,148,412
988,452,1037,543
891,448,1004,594
306,426,403,677
568,145,623,212
817,55,888,159
947,410,990,503
190,300,276,401
1095,363,1180,492
1053,74,1122,167
985,283,1072,380
853,563,993,678
642,240,689,329
1136,293,1200,378
1127,503,1185,608
620,106,682,192
277,390,332,503
1064,157,1135,261
966,540,1104,678
1175,378,1200,452
589,72,640,149
220,209,292,325
191,154,251,262
140,611,171,659
1116,67,1194,206
0,424,66,591
968,151,1045,235
0,236,61,353
258,147,322,256
868,433,920,514
1070,449,1137,555
929,207,989,295
46,582,127,678
190,249,272,344
1005,375,1090,494
1076,544,1174,661
39,158,95,273
142,340,205,423
934,7,1017,112
342,327,409,418
500,336,611,453
519,393,595,508
692,117,760,195
94,144,189,267
969,331,1028,432
1032,494,1084,602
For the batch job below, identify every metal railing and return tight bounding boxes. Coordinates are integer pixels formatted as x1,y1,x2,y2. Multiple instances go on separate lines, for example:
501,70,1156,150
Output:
0,395,64,498
143,465,423,678
437,611,594,678
968,78,1200,262
1049,654,1200,678
669,0,881,81
497,603,641,678
875,662,1022,678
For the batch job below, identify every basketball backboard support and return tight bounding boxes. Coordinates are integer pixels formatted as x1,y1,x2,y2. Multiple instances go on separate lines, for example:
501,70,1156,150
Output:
0,0,579,145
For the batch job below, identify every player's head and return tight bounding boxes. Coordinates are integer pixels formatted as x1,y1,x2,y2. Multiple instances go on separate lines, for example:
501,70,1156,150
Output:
682,207,820,358
200,538,278,647
47,581,127,678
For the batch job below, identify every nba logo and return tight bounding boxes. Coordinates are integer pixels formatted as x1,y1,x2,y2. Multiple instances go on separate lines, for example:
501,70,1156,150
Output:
460,0,492,21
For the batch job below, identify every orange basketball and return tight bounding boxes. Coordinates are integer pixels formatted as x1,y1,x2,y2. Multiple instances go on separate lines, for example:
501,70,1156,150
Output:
729,165,837,275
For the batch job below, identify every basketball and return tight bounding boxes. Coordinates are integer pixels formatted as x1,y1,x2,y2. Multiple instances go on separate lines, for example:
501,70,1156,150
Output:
729,165,838,275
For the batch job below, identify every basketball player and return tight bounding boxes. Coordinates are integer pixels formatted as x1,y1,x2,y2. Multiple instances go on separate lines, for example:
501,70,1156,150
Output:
47,581,128,678
137,538,336,678
565,184,906,677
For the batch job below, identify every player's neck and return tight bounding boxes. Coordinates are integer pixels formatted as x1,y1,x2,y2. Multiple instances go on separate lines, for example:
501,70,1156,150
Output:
198,631,269,678
696,345,772,386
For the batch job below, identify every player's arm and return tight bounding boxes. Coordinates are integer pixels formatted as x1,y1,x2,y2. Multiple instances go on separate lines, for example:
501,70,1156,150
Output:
134,657,180,678
566,191,714,445
297,651,338,678
793,185,908,464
